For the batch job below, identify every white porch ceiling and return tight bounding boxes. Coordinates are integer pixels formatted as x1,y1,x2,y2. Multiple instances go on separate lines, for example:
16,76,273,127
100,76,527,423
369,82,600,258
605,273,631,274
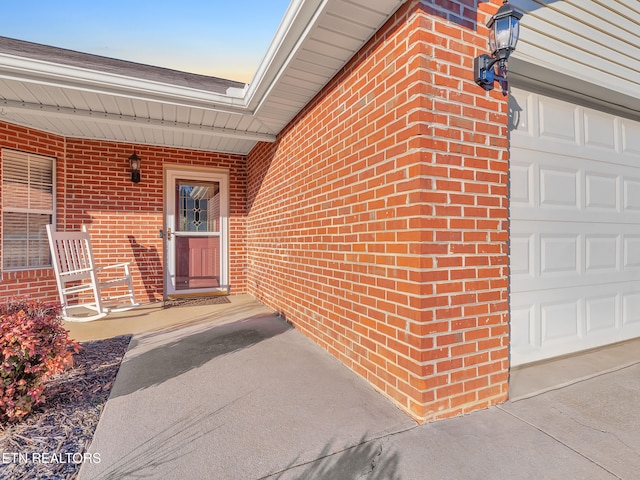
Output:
0,0,405,155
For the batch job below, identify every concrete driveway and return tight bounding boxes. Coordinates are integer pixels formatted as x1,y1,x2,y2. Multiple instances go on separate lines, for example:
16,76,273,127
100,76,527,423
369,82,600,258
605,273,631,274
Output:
79,295,640,479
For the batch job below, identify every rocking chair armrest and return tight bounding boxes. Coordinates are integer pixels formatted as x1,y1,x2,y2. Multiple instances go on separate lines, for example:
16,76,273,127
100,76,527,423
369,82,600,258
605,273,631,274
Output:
59,266,94,277
97,262,131,271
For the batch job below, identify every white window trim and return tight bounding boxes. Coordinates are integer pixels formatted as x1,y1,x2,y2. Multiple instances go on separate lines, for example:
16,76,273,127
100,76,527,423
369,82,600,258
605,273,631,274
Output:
1,148,56,272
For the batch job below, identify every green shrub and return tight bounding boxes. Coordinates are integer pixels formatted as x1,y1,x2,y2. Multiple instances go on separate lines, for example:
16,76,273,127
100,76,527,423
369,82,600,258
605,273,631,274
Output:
0,299,80,422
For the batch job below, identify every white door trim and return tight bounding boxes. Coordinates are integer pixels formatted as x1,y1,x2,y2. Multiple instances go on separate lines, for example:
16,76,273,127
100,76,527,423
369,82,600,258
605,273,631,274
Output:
164,166,229,297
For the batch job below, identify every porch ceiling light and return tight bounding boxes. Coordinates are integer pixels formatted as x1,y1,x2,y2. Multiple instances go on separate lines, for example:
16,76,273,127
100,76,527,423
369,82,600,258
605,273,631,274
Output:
474,0,523,94
129,152,141,183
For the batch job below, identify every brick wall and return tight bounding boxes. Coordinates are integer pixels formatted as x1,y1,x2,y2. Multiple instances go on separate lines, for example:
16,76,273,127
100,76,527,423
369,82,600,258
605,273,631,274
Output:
0,122,248,303
0,123,65,301
0,0,512,424
246,0,510,422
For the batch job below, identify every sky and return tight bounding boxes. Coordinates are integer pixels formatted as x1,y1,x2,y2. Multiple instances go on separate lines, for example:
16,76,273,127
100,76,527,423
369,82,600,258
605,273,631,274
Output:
3,1,291,83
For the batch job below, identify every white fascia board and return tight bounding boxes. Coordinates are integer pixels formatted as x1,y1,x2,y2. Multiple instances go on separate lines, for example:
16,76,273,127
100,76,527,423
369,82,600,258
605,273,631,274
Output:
0,53,248,113
0,98,276,143
244,0,327,113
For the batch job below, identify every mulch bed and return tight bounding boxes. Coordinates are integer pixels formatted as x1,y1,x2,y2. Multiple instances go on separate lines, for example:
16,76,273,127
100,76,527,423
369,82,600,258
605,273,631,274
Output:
0,335,131,480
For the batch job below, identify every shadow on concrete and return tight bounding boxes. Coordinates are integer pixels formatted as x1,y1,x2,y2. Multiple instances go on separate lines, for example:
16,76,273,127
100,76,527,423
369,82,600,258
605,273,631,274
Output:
109,314,290,399
266,436,402,480
86,398,249,480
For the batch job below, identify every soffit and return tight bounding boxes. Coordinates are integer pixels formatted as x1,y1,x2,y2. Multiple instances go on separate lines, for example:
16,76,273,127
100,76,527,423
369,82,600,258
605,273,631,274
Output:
247,0,406,132
0,0,405,155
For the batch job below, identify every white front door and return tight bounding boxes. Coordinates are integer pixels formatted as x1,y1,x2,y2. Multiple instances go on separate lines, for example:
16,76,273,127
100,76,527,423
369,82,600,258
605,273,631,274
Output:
509,86,640,366
164,167,229,296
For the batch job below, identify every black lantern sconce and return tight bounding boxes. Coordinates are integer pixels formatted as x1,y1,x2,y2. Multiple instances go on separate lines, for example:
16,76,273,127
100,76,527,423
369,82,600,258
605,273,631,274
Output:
129,151,141,183
474,0,523,94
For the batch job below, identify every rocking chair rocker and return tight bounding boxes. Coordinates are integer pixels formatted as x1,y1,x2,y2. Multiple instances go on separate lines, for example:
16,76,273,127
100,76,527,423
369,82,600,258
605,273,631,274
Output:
46,224,139,321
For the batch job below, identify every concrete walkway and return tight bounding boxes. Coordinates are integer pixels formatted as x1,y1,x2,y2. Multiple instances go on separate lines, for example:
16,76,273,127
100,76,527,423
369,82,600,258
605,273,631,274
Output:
79,296,640,479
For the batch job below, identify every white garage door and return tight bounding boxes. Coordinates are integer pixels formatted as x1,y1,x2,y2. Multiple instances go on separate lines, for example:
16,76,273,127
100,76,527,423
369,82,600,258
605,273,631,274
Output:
509,86,640,366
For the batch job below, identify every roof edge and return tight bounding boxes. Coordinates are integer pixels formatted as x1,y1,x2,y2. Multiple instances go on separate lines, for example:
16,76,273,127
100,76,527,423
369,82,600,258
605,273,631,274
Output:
244,0,326,112
0,52,250,110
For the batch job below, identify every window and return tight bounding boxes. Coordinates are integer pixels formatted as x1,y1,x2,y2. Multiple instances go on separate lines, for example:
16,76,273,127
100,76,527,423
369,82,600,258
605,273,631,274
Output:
2,149,55,270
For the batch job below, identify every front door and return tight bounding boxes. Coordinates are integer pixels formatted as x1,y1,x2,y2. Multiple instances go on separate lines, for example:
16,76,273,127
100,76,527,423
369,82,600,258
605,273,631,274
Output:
165,167,229,296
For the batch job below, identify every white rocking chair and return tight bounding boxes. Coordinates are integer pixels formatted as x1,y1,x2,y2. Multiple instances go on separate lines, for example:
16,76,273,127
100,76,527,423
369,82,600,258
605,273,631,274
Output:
46,224,139,321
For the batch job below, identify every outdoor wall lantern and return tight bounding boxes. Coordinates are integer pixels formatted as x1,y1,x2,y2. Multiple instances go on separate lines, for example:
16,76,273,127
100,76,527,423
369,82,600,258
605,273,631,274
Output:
474,0,523,94
129,152,141,183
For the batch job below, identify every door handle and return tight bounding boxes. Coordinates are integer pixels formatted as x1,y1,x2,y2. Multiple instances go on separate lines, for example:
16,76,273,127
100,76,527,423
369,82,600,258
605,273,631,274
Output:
167,227,173,240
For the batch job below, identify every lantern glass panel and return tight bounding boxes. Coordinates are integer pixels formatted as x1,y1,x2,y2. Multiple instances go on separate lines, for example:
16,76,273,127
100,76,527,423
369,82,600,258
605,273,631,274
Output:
493,17,511,52
509,18,520,49
130,155,140,171
488,27,496,54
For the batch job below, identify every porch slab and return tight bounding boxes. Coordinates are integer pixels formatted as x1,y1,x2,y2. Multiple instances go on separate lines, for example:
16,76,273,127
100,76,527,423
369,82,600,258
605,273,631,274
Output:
64,294,254,343
77,296,640,479
78,296,417,479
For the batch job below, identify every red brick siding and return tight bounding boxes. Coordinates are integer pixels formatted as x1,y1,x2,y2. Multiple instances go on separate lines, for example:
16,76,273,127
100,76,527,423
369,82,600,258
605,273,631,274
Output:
0,0,512,424
0,123,248,303
0,123,65,301
247,0,510,422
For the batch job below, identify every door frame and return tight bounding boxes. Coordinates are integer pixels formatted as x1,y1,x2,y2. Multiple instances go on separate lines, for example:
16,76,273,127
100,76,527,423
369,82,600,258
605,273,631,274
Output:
163,164,230,298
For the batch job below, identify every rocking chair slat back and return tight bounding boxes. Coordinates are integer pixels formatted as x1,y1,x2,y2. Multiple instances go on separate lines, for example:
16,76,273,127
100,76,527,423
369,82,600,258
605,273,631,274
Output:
52,232,93,276
46,224,138,322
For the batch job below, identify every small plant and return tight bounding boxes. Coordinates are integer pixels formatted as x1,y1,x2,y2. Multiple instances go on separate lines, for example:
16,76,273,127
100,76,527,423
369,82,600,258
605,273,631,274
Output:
0,299,80,422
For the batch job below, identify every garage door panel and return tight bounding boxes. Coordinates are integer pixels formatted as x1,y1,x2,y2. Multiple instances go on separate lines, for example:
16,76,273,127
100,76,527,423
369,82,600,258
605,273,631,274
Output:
540,167,578,208
511,151,640,222
585,234,618,271
622,293,640,325
538,97,578,144
584,110,617,151
510,283,640,365
510,163,533,205
622,120,640,155
511,226,640,293
624,178,640,210
541,234,578,275
624,235,640,268
511,282,640,365
510,91,640,166
510,87,640,365
510,233,533,276
586,173,618,210
511,305,535,352
586,295,617,333
542,299,579,341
